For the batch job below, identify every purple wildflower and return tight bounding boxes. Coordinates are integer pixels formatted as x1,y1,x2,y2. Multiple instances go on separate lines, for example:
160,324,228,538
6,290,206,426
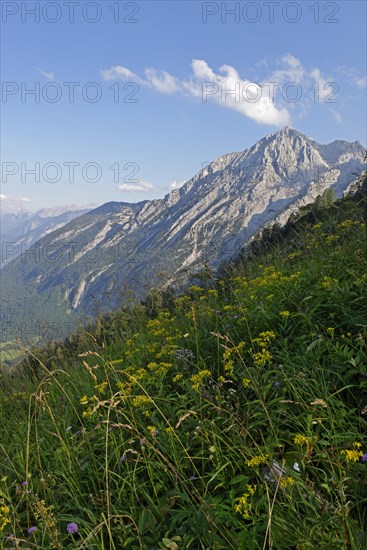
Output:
67,522,79,534
5,534,20,546
22,481,29,486
120,454,127,462
274,382,280,388
362,453,367,462
27,526,37,534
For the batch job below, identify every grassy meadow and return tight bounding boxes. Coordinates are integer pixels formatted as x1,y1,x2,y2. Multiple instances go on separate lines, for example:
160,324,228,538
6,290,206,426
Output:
1,184,367,549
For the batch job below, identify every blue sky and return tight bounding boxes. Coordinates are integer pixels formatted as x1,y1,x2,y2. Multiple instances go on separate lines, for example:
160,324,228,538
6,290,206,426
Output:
1,0,366,210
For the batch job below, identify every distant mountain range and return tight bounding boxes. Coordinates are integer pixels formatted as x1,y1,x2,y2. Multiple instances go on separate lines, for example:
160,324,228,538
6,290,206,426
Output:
0,205,93,269
1,127,365,346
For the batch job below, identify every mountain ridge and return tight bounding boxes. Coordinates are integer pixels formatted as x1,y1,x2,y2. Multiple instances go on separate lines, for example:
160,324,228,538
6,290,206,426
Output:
1,128,365,344
0,205,94,268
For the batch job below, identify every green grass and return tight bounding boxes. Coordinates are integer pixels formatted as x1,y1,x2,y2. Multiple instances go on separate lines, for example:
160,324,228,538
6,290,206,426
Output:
1,187,367,549
0,341,25,364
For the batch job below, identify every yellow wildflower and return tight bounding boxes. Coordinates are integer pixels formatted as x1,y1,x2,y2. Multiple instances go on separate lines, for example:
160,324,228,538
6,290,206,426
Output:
132,395,151,408
0,504,11,532
190,285,203,292
260,331,276,342
341,449,363,463
252,349,272,367
95,381,108,393
322,276,338,289
280,311,290,318
294,434,309,445
234,485,256,520
191,370,211,391
338,219,362,229
340,443,364,463
279,477,295,490
246,455,268,467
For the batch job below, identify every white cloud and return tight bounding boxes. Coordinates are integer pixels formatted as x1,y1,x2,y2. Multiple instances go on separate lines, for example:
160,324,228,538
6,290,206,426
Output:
354,76,367,88
268,55,334,101
336,66,367,89
0,194,30,202
101,65,180,94
144,68,180,94
101,60,291,127
329,109,342,123
255,57,269,68
117,180,156,193
191,59,217,81
0,194,31,213
270,53,305,84
309,68,335,101
37,68,55,81
100,55,347,127
100,66,140,82
189,59,291,126
266,56,338,118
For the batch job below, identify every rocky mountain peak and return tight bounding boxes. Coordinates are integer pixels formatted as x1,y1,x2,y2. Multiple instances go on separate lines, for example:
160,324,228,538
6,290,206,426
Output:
1,129,365,343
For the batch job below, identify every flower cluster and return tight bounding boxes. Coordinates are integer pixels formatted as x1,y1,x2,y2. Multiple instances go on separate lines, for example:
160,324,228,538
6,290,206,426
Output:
234,485,256,520
67,522,78,534
222,341,246,377
321,276,338,289
250,331,275,367
132,395,151,409
190,370,211,391
246,454,268,468
279,477,295,490
0,504,11,533
173,348,195,361
293,434,310,445
242,378,251,389
341,442,364,463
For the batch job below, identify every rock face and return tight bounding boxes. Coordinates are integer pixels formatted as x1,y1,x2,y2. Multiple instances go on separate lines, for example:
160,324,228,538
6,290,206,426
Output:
0,127,365,343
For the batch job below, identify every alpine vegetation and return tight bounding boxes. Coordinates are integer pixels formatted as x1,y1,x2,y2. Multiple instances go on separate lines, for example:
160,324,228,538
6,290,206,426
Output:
0,176,366,548
1,128,365,350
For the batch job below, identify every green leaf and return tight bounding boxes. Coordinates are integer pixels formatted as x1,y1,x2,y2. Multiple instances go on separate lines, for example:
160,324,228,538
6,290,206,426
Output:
162,538,179,549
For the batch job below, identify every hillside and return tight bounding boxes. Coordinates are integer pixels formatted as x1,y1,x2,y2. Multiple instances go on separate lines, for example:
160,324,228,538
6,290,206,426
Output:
0,205,92,269
1,128,365,348
0,182,366,549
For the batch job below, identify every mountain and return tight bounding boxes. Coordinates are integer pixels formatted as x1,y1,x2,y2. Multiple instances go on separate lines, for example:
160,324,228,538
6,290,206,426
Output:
0,127,365,345
0,205,93,269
